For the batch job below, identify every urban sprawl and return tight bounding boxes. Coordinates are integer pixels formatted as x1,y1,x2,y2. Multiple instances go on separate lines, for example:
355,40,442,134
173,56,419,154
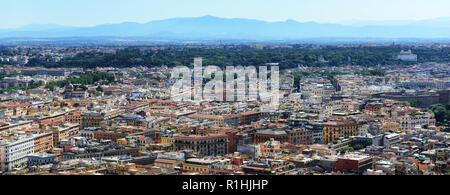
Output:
0,44,449,175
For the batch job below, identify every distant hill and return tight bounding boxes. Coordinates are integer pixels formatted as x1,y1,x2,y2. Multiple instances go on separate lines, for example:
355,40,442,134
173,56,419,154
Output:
13,24,77,31
1,15,450,40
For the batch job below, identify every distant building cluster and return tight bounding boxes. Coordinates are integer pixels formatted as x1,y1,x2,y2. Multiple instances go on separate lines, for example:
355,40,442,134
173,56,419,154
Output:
396,49,418,62
0,46,448,175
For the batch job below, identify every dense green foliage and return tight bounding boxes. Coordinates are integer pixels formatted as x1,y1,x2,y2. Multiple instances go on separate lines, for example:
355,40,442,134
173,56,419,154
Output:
323,71,351,81
0,83,40,92
96,86,103,92
136,74,154,80
351,141,372,150
406,100,424,108
0,73,20,79
355,69,386,77
292,71,317,89
26,45,450,69
338,146,355,152
45,72,115,90
425,103,450,125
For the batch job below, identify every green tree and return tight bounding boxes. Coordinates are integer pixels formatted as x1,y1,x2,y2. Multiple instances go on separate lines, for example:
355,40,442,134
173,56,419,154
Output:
96,86,103,92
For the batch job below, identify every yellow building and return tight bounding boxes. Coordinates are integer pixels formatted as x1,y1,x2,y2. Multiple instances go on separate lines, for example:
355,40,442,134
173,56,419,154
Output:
260,138,281,155
182,158,217,175
382,122,401,132
52,124,80,146
161,136,174,145
323,120,358,144
116,138,128,146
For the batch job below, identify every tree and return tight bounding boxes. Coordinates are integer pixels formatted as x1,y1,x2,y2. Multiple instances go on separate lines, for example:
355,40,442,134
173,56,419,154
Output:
137,111,146,117
355,69,386,77
96,86,103,92
46,72,115,89
428,104,450,124
79,85,88,91
354,144,364,150
25,46,450,69
338,146,354,152
406,100,423,108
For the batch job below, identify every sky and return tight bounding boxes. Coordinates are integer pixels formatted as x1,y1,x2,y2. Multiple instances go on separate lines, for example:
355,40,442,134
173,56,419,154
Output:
2,0,450,29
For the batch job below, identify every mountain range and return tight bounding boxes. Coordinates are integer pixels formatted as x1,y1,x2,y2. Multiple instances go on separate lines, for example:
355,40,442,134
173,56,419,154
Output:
1,15,450,41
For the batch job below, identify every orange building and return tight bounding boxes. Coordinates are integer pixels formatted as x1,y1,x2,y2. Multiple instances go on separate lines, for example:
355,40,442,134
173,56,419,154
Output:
33,132,53,153
382,121,401,132
323,120,358,144
240,110,260,125
94,131,128,141
254,129,289,144
365,103,383,112
260,138,281,154
38,113,66,124
65,112,82,124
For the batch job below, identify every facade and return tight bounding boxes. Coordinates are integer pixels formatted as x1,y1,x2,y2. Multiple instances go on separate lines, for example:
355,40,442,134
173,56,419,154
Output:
79,129,96,140
182,158,217,174
93,131,128,142
81,112,104,129
254,129,289,144
81,110,122,129
160,135,176,151
174,134,228,156
396,50,418,62
65,112,82,124
222,114,241,127
0,136,34,172
27,153,57,166
61,147,139,161
154,158,178,169
63,83,88,99
289,129,314,145
313,130,324,144
399,113,436,131
260,138,281,155
373,133,401,148
365,103,382,112
33,132,53,153
0,76,32,89
382,121,401,132
333,154,374,174
240,111,261,125
323,120,358,144
52,124,80,147
188,113,240,127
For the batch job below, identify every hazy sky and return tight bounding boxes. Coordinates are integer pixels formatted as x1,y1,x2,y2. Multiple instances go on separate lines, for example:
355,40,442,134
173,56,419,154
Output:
2,0,450,29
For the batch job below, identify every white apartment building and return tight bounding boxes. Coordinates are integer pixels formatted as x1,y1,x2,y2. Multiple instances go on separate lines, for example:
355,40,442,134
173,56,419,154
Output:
399,113,436,131
0,135,34,172
396,50,418,62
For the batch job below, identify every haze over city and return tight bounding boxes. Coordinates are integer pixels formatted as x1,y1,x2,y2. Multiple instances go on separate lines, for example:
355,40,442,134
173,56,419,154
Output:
2,0,450,29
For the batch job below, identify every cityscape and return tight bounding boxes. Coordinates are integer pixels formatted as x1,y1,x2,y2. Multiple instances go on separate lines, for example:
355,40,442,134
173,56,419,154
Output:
0,0,449,181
